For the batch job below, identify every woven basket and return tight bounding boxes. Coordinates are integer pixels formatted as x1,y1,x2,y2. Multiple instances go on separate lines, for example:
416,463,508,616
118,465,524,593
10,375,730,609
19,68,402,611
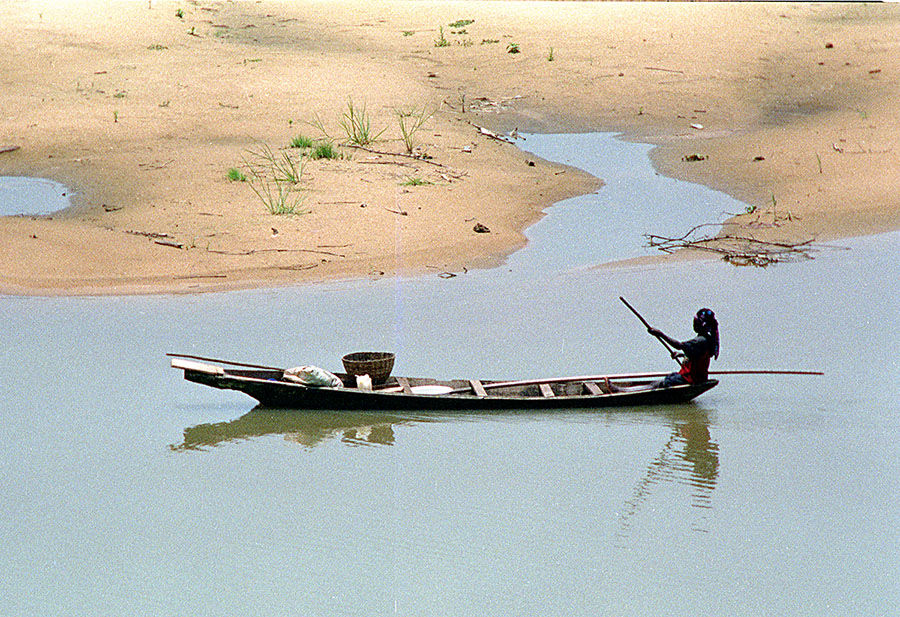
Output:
341,351,395,383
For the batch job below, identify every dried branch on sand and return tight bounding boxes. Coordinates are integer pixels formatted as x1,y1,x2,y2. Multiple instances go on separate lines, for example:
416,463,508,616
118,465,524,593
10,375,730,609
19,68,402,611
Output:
645,222,846,267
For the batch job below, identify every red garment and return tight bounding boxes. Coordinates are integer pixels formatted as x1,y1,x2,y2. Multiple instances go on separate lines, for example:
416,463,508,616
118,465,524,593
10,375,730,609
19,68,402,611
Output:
679,353,711,384
677,335,714,384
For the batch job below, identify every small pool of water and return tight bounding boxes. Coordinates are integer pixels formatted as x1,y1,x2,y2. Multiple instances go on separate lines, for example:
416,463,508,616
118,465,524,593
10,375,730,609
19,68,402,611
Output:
0,176,72,216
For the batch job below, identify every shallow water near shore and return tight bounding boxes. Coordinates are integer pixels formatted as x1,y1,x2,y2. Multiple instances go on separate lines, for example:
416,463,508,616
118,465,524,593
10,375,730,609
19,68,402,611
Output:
1,134,898,617
0,175,71,216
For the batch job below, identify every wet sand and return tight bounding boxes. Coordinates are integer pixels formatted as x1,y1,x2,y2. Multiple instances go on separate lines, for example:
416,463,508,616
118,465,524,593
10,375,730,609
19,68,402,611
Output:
1,0,898,295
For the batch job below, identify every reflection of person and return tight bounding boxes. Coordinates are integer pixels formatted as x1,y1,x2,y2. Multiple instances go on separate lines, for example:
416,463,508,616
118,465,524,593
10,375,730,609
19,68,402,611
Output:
617,408,719,537
649,308,719,388
677,416,719,485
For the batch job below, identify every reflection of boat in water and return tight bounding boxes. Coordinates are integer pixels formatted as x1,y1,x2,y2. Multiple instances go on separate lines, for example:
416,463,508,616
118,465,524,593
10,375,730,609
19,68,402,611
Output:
170,409,428,451
170,404,716,460
171,400,720,530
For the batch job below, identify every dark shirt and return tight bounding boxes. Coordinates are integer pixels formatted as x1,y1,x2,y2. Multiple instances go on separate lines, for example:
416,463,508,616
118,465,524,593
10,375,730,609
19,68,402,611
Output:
677,335,714,384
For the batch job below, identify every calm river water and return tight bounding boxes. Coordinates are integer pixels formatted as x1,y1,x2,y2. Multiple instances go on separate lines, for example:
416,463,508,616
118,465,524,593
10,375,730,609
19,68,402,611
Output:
1,134,897,616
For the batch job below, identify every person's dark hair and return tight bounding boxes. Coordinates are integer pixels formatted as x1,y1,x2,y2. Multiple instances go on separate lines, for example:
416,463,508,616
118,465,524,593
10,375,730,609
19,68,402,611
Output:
694,308,720,359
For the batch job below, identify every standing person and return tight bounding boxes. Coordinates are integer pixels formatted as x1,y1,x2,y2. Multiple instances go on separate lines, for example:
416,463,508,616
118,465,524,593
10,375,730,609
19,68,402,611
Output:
649,308,719,388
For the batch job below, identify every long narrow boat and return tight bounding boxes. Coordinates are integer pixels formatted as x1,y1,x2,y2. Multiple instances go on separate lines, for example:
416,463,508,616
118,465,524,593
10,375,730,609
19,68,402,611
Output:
171,357,717,410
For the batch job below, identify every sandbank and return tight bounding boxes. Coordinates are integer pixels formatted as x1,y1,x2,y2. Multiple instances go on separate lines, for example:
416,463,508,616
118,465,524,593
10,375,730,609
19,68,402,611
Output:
1,0,898,295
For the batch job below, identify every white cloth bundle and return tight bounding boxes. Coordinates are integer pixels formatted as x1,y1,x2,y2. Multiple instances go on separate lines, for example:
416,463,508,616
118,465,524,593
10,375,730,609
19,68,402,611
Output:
282,365,343,388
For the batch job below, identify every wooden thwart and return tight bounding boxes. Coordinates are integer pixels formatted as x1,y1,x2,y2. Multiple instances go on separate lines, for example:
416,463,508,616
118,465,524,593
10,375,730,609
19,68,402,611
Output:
539,383,555,398
583,381,603,396
395,376,413,395
469,379,488,397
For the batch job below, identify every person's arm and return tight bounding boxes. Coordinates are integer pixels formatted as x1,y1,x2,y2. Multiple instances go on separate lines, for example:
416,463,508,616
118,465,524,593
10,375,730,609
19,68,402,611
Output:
647,327,685,351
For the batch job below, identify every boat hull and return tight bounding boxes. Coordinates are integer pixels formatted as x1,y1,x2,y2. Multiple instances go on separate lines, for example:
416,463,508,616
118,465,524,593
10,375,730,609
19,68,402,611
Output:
182,368,718,411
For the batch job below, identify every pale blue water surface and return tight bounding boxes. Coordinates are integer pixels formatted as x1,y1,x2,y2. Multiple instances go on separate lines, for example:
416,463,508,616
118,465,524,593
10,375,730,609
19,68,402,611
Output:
0,176,72,216
1,134,897,617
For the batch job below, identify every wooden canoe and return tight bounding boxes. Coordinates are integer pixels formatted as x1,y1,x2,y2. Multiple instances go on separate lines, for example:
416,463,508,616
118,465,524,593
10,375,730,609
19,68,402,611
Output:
171,358,717,410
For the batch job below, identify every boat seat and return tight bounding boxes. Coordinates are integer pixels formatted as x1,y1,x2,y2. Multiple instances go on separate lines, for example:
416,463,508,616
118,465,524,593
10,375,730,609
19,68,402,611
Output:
469,379,488,397
583,381,603,396
539,383,555,398
395,376,413,395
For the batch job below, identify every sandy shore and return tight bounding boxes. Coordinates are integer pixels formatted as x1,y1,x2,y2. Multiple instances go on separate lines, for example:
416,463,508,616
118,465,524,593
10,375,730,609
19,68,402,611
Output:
2,0,898,295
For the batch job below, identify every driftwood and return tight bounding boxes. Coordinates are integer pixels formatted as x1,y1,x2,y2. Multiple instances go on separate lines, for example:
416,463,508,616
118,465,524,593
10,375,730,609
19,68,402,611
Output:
347,144,466,179
359,160,418,169
125,229,172,239
463,95,525,114
645,222,844,267
474,125,512,143
643,66,685,74
154,238,185,249
138,159,174,170
173,274,227,280
205,247,346,258
277,263,319,271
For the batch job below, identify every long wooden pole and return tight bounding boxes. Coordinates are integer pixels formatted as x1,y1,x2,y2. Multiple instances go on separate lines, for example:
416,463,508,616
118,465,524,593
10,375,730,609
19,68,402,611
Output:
711,370,823,376
166,352,285,372
619,296,682,364
619,296,655,331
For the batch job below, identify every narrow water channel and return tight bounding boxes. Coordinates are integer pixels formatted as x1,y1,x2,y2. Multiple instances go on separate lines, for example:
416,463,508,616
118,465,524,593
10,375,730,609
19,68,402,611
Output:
1,134,897,617
508,133,741,272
